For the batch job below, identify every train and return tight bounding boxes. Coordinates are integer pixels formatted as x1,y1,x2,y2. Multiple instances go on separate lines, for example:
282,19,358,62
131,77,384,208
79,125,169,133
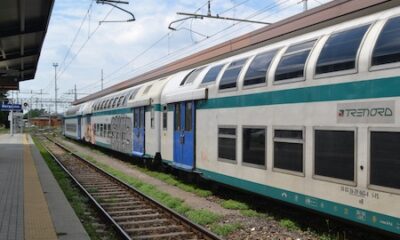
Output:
64,4,400,235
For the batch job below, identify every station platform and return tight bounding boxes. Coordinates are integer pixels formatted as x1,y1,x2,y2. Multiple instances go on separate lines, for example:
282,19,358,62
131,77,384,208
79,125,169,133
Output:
0,134,89,240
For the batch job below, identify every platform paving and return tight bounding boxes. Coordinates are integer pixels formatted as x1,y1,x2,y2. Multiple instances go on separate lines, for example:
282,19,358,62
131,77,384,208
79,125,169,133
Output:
0,134,89,240
0,134,24,240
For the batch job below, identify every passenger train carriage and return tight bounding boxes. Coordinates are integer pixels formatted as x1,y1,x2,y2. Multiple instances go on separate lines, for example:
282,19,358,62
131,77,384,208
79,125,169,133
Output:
64,4,400,235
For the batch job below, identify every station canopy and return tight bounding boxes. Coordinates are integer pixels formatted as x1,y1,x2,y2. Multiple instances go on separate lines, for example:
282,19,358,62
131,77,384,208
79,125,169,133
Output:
0,0,54,92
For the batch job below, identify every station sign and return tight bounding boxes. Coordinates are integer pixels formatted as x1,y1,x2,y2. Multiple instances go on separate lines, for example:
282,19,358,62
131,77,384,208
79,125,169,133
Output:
0,104,22,112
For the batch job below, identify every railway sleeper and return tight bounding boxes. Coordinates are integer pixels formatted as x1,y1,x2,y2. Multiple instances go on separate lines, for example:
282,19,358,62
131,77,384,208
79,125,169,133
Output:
132,231,195,240
119,218,170,228
109,208,155,216
101,200,142,207
125,224,183,236
90,190,128,196
104,204,147,212
112,213,161,222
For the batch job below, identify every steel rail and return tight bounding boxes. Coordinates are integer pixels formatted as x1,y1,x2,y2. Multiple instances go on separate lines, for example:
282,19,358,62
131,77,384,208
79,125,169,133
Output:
38,134,222,240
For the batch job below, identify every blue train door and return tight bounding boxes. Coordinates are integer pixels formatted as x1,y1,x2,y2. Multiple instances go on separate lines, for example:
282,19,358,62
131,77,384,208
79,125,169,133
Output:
77,117,82,139
133,107,145,156
173,101,195,170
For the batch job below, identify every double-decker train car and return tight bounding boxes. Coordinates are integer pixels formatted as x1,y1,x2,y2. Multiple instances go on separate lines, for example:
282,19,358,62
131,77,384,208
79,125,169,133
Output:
64,2,400,235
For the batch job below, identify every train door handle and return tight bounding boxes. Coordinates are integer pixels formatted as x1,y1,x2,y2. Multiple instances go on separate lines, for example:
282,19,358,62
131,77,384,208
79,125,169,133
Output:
180,134,185,144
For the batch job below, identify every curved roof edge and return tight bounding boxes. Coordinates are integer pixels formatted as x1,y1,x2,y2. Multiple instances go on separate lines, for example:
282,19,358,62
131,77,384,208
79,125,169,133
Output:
73,0,396,105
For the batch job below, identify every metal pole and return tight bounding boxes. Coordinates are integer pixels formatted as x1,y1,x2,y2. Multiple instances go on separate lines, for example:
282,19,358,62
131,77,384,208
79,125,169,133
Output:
53,62,58,114
10,110,13,136
302,0,308,11
74,84,77,101
40,89,43,109
101,69,104,90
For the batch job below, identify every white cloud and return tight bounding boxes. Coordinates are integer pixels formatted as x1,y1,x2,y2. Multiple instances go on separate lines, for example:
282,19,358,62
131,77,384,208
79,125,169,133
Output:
18,0,332,111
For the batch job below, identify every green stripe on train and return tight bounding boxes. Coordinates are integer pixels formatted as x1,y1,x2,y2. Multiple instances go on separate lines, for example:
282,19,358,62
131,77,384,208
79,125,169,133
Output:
197,76,400,109
198,168,400,234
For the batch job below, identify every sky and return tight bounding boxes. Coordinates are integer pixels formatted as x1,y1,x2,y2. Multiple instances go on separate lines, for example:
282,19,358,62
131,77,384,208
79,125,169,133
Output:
16,0,332,113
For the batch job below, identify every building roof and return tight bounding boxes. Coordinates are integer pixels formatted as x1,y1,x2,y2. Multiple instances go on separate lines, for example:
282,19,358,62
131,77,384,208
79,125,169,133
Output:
73,0,397,105
0,0,55,92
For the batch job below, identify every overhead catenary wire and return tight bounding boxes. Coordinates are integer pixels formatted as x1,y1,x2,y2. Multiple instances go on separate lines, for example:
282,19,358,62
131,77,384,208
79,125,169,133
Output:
77,0,214,91
79,0,328,94
97,0,292,88
57,6,115,80
58,1,95,74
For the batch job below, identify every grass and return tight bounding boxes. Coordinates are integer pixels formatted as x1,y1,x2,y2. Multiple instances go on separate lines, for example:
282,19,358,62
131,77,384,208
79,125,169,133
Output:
279,219,300,231
61,136,213,198
210,223,242,237
221,199,249,210
0,127,9,134
76,155,222,227
32,137,117,240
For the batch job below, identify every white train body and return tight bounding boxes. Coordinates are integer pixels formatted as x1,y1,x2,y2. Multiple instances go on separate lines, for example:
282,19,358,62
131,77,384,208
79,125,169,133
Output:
64,5,400,235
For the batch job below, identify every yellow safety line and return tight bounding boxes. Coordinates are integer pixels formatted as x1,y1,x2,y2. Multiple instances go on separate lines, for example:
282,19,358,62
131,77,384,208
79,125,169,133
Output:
23,134,57,240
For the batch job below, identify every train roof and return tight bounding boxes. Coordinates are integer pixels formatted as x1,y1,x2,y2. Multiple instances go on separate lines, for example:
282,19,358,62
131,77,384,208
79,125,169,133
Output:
72,0,398,105
127,77,168,108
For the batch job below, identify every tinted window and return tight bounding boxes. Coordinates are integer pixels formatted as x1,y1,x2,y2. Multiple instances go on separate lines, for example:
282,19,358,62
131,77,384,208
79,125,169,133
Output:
244,50,277,86
134,108,139,128
316,25,369,74
163,105,167,130
372,16,400,66
275,40,316,81
243,128,266,166
185,102,192,131
143,85,152,95
140,107,145,128
202,64,224,84
274,130,304,173
315,130,355,181
370,131,400,189
129,88,139,100
181,67,205,85
218,127,236,161
219,59,248,90
174,103,180,131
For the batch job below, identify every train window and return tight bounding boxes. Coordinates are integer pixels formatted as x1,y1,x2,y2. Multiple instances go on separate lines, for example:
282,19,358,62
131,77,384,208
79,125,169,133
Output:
163,105,168,130
218,127,237,162
273,129,304,173
370,131,400,190
117,96,124,107
185,102,192,131
244,50,277,86
129,88,139,100
314,130,355,182
143,85,152,95
181,67,206,86
243,128,266,167
111,98,117,108
140,107,145,128
219,58,248,90
316,25,370,75
150,106,155,129
202,64,225,84
372,16,400,66
275,40,316,82
134,108,139,128
174,103,181,131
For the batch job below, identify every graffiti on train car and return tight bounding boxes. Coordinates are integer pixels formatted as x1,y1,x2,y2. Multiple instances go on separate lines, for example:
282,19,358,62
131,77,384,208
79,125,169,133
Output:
110,115,132,153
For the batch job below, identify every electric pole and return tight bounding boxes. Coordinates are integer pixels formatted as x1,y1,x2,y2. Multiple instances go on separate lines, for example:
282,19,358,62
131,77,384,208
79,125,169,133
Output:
53,62,58,114
101,69,104,90
302,0,308,11
74,84,77,101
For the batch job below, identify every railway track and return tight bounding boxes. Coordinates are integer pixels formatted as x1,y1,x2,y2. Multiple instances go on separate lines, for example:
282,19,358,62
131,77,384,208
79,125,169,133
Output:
36,134,221,240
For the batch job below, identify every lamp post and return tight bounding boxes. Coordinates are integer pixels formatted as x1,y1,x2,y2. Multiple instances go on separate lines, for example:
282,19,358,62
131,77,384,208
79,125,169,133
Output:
53,63,58,115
